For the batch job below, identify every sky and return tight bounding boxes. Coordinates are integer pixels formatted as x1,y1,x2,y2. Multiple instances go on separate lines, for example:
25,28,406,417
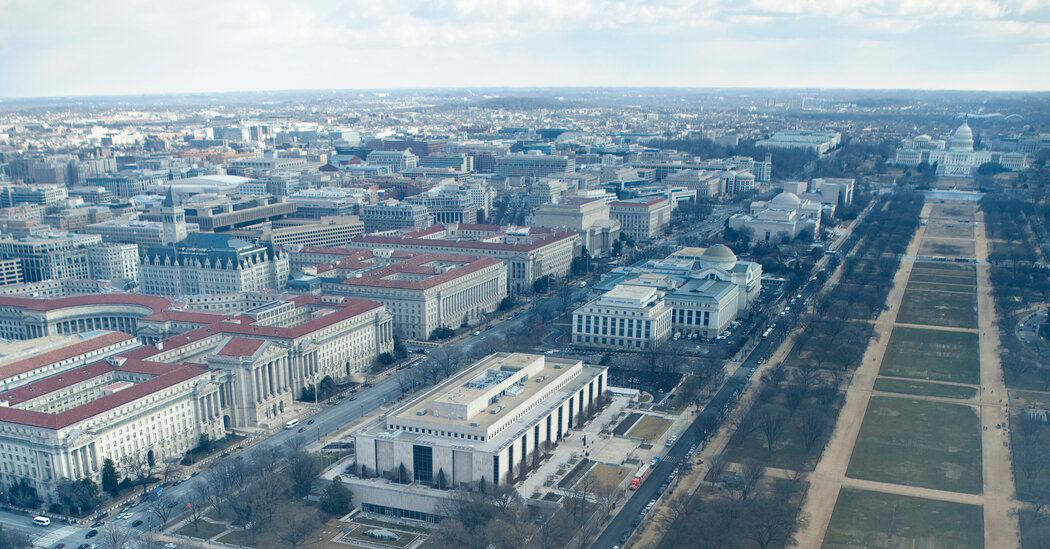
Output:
1,0,1049,98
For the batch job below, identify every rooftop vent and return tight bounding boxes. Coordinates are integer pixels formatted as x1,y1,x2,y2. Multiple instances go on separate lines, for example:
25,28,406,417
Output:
470,421,480,427
416,409,427,416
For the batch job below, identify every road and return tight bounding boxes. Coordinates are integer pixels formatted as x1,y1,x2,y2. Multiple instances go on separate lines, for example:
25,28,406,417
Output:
6,285,593,549
590,282,821,549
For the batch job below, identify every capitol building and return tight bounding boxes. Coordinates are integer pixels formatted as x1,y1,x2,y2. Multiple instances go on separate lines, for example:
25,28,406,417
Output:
894,119,1029,177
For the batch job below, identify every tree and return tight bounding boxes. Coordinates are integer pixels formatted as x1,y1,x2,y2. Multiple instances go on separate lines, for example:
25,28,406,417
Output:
498,296,516,311
377,352,395,365
8,478,41,509
800,408,831,451
756,404,791,457
99,525,139,549
320,476,354,516
743,496,803,549
278,507,322,549
101,458,120,496
429,326,455,341
56,477,101,515
739,460,765,503
185,496,208,534
533,275,552,294
147,495,178,527
121,452,155,497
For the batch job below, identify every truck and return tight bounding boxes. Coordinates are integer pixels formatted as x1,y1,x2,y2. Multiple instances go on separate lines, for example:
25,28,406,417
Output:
630,462,652,490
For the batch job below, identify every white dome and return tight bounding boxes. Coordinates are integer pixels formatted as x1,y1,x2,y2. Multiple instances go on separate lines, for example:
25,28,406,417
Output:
949,120,974,152
770,192,802,206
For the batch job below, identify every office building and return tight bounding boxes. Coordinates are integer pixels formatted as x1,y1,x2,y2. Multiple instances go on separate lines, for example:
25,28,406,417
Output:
362,200,434,233
347,224,579,293
494,154,575,178
572,285,673,349
0,185,68,207
139,233,290,296
528,197,621,257
323,254,507,340
0,258,23,286
0,293,392,497
404,191,477,224
610,197,671,240
366,150,419,172
349,352,608,521
756,130,842,155
87,243,139,282
0,233,102,283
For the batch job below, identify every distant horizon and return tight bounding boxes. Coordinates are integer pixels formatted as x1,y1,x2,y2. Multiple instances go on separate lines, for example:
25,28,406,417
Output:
3,85,1050,104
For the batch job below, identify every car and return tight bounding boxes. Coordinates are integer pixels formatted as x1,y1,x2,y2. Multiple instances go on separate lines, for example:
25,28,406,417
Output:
307,419,314,425
473,331,481,336
621,530,631,543
349,396,357,401
78,545,92,549
297,427,305,433
646,499,656,508
90,521,104,528
123,513,133,519
167,501,180,508
85,529,98,538
55,545,65,549
191,471,200,477
131,520,143,527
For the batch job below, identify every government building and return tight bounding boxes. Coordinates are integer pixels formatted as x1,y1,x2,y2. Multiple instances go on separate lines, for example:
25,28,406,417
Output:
348,352,607,522
893,119,1030,176
0,292,393,497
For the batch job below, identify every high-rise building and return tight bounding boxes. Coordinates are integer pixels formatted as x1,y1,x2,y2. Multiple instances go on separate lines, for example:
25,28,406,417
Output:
87,243,139,282
494,153,575,178
0,233,102,282
362,199,434,233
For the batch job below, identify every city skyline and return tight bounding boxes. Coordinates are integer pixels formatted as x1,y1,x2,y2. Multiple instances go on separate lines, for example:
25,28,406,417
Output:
3,0,1049,98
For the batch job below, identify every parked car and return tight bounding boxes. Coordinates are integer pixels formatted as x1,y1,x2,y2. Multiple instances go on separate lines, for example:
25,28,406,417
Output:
85,529,98,538
131,520,143,527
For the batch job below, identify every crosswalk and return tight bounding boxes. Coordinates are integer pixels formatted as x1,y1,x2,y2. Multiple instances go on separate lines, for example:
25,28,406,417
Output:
31,525,77,548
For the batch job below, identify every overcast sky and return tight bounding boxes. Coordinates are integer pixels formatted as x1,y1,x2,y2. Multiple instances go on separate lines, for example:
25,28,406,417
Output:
1,0,1048,98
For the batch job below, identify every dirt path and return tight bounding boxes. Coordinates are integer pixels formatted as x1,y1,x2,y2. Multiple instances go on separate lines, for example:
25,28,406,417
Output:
793,205,930,548
795,202,1021,549
973,211,1021,549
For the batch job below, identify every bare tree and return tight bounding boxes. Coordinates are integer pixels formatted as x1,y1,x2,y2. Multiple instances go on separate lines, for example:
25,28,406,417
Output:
756,404,791,457
185,494,208,534
160,457,181,485
120,452,155,498
743,496,804,549
706,454,729,483
147,495,178,528
100,525,139,549
278,506,323,549
740,460,765,503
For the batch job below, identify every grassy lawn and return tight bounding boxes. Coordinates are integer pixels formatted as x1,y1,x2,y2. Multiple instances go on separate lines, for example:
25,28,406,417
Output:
896,289,978,329
925,221,975,239
873,378,978,400
880,326,980,384
627,415,674,441
175,520,227,540
612,412,642,436
823,487,984,549
905,280,980,293
919,238,975,258
846,396,982,494
584,463,631,489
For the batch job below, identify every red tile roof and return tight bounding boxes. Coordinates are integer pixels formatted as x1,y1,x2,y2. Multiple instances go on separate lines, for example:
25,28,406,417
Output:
339,254,503,290
349,228,577,253
0,332,136,380
217,337,266,357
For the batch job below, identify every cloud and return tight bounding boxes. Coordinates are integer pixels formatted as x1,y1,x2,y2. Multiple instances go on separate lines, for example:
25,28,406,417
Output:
0,0,1047,96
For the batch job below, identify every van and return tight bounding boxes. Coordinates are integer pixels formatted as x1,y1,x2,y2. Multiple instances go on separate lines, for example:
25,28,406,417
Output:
285,419,299,429
33,516,50,526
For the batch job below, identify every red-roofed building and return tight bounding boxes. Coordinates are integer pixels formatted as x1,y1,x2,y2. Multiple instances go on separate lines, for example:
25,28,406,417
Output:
0,291,395,496
322,254,506,340
346,223,580,292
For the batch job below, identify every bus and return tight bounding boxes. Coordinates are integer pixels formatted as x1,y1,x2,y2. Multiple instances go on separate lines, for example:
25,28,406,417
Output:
32,516,50,526
630,463,652,490
285,418,300,429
